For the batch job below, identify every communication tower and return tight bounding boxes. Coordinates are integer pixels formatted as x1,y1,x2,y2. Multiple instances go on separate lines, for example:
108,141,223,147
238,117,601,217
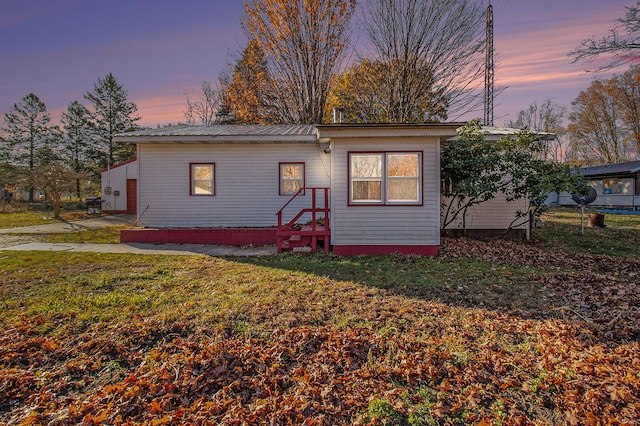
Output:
484,1,495,126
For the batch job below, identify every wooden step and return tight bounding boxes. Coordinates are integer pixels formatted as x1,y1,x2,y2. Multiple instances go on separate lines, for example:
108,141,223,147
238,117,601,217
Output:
292,246,313,254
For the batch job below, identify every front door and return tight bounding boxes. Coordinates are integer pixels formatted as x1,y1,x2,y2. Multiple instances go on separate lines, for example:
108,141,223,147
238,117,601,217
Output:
126,179,137,215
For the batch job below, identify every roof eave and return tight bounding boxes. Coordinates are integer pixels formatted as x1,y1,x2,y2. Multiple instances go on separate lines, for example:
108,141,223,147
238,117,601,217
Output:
315,123,462,140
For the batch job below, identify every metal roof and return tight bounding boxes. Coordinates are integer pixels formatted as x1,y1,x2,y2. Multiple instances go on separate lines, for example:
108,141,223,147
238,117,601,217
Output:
579,160,640,177
116,123,472,144
118,124,317,137
446,126,557,142
115,124,319,143
482,126,556,140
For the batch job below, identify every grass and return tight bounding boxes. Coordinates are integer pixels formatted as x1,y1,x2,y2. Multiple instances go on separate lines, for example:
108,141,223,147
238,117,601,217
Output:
0,207,638,423
535,207,640,257
0,201,92,228
0,252,543,336
42,225,126,243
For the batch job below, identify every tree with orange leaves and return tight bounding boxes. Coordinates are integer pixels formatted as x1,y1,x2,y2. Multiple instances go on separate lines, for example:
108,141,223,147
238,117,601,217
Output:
220,39,274,124
327,58,448,124
243,0,356,124
568,67,640,164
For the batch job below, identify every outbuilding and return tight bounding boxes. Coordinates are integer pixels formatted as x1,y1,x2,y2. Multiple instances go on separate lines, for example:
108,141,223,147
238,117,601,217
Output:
100,158,138,214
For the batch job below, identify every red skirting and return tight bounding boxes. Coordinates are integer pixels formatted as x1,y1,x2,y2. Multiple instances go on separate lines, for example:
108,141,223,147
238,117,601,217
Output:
121,228,277,246
333,245,438,257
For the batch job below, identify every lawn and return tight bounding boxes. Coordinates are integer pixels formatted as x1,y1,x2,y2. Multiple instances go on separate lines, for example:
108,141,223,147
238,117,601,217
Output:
0,202,93,229
535,207,640,257
0,209,638,424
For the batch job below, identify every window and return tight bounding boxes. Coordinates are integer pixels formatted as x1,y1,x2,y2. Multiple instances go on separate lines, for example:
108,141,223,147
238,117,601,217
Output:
349,152,421,205
280,163,305,195
350,154,382,201
190,163,215,195
602,178,622,194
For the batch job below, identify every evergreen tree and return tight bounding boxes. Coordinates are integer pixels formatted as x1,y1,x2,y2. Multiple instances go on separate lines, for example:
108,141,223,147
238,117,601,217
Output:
0,93,58,201
84,73,140,169
61,100,95,198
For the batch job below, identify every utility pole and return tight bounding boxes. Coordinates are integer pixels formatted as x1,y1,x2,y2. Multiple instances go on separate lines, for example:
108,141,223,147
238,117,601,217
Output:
484,0,495,127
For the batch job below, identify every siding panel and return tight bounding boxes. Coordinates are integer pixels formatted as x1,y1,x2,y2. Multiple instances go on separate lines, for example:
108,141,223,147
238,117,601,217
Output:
138,143,330,228
441,194,529,230
331,138,440,246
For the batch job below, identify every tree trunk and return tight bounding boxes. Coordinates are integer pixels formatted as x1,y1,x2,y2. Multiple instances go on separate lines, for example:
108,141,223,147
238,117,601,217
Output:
52,199,61,218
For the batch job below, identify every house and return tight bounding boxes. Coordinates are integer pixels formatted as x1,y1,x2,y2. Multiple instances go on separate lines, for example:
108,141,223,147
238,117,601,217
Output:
114,124,535,256
100,158,138,214
440,127,556,240
557,160,640,209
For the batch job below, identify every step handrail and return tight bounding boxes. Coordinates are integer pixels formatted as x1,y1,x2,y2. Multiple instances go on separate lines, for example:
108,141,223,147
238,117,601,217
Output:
276,187,330,231
275,187,305,218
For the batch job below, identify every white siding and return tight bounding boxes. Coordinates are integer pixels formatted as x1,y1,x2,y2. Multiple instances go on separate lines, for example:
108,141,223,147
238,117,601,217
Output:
137,143,330,227
101,160,137,212
330,138,440,246
441,194,529,230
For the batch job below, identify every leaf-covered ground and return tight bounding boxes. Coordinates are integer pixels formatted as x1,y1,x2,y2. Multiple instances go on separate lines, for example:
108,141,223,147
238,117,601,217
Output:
1,235,639,424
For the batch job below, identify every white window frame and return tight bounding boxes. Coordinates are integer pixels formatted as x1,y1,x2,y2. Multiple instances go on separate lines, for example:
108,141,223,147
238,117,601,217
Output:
349,152,422,205
190,163,215,196
279,162,305,195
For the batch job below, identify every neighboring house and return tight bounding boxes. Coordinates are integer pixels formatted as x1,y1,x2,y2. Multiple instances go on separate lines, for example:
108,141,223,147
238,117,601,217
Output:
100,158,138,214
557,160,640,209
114,124,540,256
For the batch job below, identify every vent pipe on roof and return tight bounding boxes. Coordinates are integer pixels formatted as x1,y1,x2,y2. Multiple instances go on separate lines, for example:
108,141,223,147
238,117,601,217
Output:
332,107,344,124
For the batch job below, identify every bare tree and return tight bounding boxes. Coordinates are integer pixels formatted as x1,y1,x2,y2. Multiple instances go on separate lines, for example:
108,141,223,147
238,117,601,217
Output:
185,81,220,125
361,0,486,121
243,0,356,124
29,165,87,218
570,1,640,71
508,98,568,162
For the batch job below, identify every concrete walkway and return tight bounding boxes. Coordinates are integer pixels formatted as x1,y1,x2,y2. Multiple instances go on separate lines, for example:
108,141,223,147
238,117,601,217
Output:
1,242,278,256
0,214,277,256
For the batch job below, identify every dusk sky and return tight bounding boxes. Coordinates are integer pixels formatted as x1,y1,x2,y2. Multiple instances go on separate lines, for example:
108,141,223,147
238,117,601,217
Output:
0,0,634,128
